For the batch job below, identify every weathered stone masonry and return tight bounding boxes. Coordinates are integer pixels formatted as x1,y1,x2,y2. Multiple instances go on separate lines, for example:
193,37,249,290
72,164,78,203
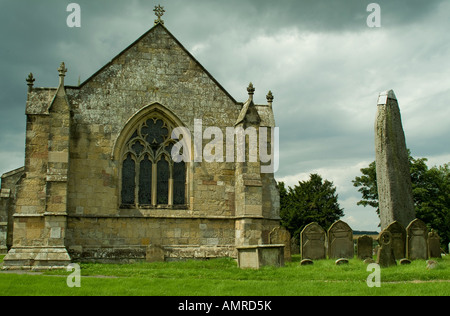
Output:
2,21,280,268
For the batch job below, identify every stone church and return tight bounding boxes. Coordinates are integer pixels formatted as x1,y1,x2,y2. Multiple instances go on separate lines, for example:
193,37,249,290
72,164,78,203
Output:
0,8,280,269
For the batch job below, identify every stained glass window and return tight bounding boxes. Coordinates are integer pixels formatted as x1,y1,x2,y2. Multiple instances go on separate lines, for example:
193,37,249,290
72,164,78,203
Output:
173,161,186,205
139,155,152,205
121,154,135,205
121,116,186,208
157,158,169,205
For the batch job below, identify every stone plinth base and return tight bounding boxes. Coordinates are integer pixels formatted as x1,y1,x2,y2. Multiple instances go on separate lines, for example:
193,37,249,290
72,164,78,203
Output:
2,246,71,270
236,244,285,269
68,245,236,263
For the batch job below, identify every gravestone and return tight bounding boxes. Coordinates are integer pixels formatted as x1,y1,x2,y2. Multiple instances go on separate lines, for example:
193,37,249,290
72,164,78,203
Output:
327,220,353,259
300,259,314,266
399,258,411,265
364,258,375,264
300,222,326,260
406,219,428,260
335,258,349,265
428,230,441,258
376,230,396,268
426,260,438,270
385,221,406,260
357,235,373,260
236,245,285,269
375,90,416,230
146,244,165,262
290,237,300,255
269,226,292,262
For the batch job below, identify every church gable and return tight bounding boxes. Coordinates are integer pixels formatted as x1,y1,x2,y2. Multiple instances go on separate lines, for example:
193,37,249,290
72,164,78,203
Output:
81,23,236,103
65,23,239,134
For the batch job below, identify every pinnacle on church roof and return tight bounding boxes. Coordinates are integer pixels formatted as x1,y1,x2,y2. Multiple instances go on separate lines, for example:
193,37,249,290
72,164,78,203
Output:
154,4,165,25
266,90,274,103
247,82,255,98
26,73,35,92
58,62,68,77
58,62,68,86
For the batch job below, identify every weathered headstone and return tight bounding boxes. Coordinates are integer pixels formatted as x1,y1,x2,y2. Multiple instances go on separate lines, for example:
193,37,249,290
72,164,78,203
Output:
290,237,300,255
385,221,406,260
335,258,349,265
428,230,441,258
269,226,292,262
146,244,165,262
399,258,411,265
406,219,428,260
327,220,354,259
364,258,375,264
357,235,373,260
426,260,438,270
300,259,314,266
300,222,326,260
236,245,285,269
376,230,396,267
375,90,416,230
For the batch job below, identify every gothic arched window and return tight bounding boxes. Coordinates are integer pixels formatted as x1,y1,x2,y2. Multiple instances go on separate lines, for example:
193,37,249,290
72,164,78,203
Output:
120,117,186,208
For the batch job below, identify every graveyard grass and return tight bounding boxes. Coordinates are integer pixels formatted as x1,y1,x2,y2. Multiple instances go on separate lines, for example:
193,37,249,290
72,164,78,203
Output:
0,254,449,296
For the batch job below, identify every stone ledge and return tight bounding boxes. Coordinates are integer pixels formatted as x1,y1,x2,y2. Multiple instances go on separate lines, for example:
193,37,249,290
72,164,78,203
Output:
2,246,71,270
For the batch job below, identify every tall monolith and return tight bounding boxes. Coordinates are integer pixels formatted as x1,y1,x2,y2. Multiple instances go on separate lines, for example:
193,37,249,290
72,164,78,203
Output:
375,90,415,230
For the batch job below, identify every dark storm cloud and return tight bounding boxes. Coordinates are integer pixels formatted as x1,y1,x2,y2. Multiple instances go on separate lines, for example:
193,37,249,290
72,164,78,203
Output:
163,0,443,34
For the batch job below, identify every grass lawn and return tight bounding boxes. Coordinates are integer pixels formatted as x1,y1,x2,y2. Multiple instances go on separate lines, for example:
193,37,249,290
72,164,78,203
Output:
0,254,449,296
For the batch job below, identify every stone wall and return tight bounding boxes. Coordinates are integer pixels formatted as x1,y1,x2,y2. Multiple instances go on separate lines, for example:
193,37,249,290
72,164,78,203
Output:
0,167,25,253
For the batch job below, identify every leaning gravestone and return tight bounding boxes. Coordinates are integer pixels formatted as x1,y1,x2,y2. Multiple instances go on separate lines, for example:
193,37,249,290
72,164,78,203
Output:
406,219,428,260
357,235,373,260
428,230,441,258
375,90,416,230
269,226,292,262
385,221,406,260
376,230,396,268
300,222,326,260
327,220,354,259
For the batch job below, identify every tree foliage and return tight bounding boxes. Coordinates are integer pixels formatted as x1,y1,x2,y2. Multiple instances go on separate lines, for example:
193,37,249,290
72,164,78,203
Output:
353,153,450,251
279,174,344,242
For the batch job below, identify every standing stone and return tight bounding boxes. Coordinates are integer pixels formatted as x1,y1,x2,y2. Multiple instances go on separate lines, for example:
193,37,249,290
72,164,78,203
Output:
300,222,326,260
406,219,428,260
357,235,373,260
428,230,441,258
327,220,354,259
269,226,292,262
385,221,406,260
375,90,416,230
376,230,396,268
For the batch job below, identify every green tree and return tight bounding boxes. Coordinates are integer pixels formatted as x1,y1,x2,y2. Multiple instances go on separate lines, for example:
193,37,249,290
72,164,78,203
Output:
279,174,344,242
353,154,450,251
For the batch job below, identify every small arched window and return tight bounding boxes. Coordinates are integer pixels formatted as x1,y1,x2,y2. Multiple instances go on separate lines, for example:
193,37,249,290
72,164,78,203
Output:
120,117,186,208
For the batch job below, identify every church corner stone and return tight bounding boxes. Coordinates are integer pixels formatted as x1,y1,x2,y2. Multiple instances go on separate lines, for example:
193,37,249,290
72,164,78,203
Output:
374,90,415,230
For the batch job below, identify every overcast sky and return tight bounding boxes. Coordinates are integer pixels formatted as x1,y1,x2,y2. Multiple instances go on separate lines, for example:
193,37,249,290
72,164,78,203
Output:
1,0,449,231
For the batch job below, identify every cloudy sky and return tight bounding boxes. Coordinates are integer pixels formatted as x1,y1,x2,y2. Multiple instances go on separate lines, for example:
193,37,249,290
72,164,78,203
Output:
1,0,449,231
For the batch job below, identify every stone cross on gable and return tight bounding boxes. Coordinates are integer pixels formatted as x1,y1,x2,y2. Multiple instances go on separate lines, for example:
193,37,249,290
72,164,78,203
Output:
154,5,165,25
